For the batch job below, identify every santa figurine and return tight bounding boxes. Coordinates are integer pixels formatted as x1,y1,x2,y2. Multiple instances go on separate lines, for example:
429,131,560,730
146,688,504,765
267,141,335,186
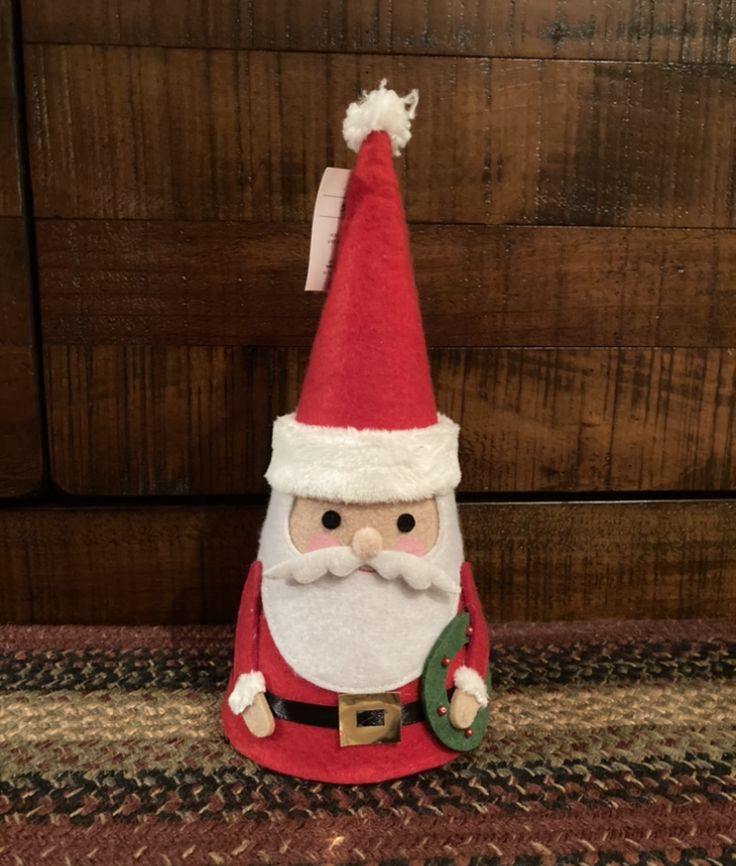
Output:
222,80,490,784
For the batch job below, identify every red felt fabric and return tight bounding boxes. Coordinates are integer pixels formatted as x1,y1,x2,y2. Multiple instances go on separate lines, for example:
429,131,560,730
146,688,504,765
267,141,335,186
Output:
296,130,438,431
222,559,490,784
459,561,491,674
230,560,262,675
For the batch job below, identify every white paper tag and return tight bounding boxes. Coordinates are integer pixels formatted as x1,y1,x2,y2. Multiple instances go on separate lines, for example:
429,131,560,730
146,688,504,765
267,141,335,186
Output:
304,167,351,292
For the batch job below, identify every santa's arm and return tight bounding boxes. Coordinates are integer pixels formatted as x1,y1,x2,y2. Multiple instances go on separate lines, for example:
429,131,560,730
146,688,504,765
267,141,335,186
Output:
227,561,267,715
453,561,490,707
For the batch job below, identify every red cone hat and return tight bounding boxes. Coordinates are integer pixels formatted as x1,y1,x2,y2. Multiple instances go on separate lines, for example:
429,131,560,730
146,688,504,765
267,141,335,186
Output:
297,128,436,431
266,80,460,504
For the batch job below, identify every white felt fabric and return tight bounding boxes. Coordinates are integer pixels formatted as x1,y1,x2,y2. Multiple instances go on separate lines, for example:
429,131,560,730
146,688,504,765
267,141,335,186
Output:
227,671,266,714
265,413,461,504
264,546,458,594
453,665,489,707
258,491,465,694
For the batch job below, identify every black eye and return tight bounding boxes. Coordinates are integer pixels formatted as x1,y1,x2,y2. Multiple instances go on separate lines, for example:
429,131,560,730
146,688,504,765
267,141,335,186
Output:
397,513,415,533
321,510,341,530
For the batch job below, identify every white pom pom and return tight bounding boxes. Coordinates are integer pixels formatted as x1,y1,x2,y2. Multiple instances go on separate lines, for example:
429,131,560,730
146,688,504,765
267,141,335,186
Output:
342,78,419,157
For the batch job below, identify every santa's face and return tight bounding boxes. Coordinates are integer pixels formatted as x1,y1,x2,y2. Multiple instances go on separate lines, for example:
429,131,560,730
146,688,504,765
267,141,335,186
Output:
272,497,457,593
289,497,439,559
258,490,464,693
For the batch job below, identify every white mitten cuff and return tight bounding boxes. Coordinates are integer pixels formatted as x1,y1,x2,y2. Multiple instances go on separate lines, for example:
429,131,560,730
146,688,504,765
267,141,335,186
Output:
228,671,266,715
454,665,489,707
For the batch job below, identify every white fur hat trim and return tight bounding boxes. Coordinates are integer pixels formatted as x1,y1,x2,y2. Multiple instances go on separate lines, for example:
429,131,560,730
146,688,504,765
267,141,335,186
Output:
265,412,461,504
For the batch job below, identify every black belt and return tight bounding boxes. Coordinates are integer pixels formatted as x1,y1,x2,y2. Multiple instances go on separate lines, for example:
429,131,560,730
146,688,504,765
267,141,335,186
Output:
266,692,425,729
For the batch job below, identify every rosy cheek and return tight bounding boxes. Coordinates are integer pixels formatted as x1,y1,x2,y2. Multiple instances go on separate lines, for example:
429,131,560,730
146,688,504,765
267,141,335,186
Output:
305,531,340,552
394,537,426,556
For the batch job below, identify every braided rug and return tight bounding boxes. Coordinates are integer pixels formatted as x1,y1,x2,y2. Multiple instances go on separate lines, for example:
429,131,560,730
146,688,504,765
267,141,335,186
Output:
0,618,734,866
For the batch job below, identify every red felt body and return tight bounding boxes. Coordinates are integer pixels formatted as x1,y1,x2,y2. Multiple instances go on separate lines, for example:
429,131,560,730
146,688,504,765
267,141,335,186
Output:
222,561,490,784
296,130,438,432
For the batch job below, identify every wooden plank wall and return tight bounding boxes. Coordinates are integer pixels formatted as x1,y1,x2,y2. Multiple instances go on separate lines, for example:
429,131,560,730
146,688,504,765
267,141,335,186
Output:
1,501,734,625
1,0,735,624
0,0,42,496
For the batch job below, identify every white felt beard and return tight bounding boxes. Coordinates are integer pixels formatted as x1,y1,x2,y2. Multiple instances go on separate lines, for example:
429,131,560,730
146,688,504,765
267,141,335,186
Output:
258,490,464,693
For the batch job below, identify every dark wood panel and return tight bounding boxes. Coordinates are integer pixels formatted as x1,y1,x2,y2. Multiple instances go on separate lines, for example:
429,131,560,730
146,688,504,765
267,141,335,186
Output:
37,219,736,348
44,346,280,496
1,500,734,624
490,59,736,227
44,346,736,495
0,0,20,216
24,47,736,227
255,1,736,64
0,226,42,497
0,215,31,343
0,504,262,624
0,233,43,498
22,0,736,64
24,45,255,221
440,347,736,492
22,0,248,50
0,0,43,496
0,346,42,495
465,500,736,623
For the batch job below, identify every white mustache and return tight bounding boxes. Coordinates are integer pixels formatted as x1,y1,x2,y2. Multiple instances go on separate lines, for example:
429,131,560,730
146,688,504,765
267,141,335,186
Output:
263,546,457,594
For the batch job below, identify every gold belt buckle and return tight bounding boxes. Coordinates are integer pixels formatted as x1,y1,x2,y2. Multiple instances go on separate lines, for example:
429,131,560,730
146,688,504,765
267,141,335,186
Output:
338,692,402,747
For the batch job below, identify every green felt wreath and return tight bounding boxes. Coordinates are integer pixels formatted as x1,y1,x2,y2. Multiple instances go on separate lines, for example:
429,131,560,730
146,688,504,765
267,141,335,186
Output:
420,612,491,751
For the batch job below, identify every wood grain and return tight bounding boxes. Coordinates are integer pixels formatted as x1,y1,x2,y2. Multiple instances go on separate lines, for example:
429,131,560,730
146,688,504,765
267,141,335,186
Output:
0,219,32,344
0,1,43,496
0,504,262,624
43,346,278,496
467,500,736,623
22,0,248,50
0,0,20,216
21,0,736,64
36,219,736,348
44,345,736,495
24,47,736,227
0,343,42,496
490,59,736,227
1,500,733,624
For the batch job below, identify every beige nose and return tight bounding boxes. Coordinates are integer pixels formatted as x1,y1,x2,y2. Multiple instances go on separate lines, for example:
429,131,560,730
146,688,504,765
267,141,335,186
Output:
351,527,383,560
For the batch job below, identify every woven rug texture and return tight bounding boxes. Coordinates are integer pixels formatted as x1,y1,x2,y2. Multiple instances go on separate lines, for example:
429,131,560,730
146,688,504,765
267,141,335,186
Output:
0,618,734,866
